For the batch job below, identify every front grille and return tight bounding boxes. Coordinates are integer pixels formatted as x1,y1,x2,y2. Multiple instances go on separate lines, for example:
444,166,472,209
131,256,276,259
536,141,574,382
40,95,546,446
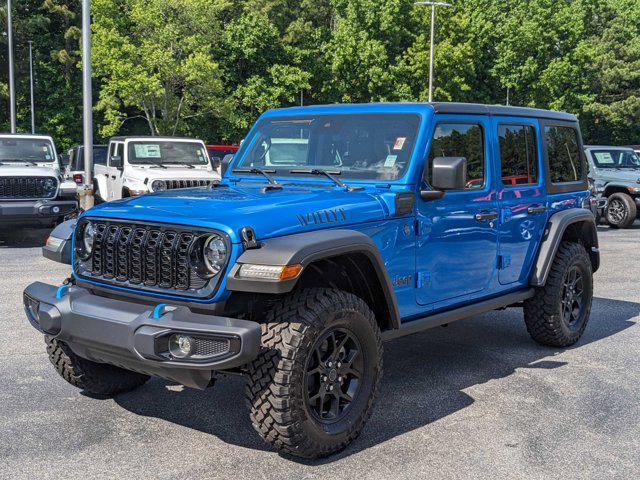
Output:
164,179,213,190
0,176,57,199
76,220,222,297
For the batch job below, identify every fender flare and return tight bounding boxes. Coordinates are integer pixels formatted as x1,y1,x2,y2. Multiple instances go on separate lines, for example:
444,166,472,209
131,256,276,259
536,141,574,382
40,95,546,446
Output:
226,229,401,329
530,208,599,286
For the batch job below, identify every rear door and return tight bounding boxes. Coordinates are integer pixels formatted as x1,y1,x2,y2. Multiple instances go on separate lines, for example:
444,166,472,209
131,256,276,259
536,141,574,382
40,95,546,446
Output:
492,117,548,285
105,141,124,200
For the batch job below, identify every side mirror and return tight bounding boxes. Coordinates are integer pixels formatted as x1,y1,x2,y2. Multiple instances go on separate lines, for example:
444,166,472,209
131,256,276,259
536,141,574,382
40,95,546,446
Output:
110,155,123,169
420,156,467,201
211,156,221,170
221,154,233,176
431,156,467,190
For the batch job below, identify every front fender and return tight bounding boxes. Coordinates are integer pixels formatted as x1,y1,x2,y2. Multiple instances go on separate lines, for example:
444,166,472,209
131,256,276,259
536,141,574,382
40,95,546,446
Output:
226,229,400,328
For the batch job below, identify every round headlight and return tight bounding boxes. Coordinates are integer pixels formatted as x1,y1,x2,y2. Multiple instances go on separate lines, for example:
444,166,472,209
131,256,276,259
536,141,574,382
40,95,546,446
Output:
82,223,96,256
151,180,166,192
43,178,57,194
203,234,227,274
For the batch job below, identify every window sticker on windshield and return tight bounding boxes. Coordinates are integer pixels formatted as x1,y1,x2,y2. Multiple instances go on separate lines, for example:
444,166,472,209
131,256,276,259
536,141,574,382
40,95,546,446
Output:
384,155,398,167
134,144,161,158
393,137,406,150
44,154,51,160
594,152,614,164
196,149,205,161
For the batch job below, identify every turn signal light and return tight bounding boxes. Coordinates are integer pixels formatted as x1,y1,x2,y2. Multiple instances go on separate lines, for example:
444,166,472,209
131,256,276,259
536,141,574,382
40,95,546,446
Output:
237,263,303,281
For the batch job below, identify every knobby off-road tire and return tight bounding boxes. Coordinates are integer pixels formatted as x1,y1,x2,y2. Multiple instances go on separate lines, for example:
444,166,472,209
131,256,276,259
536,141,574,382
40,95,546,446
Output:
605,192,636,229
46,337,150,396
245,288,383,459
523,242,593,347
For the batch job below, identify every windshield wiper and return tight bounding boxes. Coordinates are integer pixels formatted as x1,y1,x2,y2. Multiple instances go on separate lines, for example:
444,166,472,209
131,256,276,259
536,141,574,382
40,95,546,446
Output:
289,168,363,191
232,167,282,190
149,164,168,169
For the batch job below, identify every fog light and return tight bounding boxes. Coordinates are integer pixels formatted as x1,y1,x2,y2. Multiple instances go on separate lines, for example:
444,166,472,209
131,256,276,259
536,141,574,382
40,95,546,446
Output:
169,334,195,359
52,206,60,214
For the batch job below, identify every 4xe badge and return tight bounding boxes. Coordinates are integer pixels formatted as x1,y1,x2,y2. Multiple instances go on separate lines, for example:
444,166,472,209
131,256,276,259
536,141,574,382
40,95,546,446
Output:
392,274,412,287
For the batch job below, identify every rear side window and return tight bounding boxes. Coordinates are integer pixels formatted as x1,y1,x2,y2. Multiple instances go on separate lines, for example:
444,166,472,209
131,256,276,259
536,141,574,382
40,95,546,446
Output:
545,126,582,183
427,123,485,189
498,124,538,187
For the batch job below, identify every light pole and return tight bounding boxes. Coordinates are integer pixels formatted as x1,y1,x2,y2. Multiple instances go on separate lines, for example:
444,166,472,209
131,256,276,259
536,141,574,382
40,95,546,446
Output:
415,1,452,102
28,41,35,133
6,0,16,132
79,0,95,210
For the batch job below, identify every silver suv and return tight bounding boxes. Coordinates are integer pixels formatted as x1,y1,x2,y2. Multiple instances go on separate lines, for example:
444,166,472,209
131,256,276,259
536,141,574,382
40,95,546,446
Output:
0,134,77,228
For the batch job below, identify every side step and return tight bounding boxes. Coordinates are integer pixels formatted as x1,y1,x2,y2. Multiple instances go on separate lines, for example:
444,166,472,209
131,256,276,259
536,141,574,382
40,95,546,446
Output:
382,288,535,342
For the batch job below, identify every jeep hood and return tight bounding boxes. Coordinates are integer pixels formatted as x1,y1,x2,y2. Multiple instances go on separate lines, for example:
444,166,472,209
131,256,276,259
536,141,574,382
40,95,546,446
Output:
0,164,60,177
594,168,640,183
124,164,218,183
85,183,388,242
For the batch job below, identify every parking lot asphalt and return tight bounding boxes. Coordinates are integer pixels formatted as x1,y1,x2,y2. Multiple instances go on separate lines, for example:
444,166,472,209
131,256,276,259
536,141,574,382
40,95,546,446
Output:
1,224,639,480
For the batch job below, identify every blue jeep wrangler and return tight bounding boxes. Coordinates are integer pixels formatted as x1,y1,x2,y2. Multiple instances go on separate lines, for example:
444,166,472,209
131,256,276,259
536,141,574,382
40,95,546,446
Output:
24,103,599,458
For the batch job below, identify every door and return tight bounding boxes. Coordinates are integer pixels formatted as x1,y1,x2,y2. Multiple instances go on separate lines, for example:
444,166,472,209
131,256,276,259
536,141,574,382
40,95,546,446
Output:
415,117,499,307
493,118,548,285
106,142,124,200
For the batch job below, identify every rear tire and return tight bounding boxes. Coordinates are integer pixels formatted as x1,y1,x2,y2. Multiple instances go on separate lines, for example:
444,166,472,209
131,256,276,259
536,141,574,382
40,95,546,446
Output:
245,288,382,459
605,192,636,229
46,338,150,396
523,242,593,347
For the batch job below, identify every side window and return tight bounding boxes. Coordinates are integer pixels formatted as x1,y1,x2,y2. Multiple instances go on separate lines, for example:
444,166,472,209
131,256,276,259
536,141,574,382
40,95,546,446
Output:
426,123,485,189
498,124,538,187
545,126,582,183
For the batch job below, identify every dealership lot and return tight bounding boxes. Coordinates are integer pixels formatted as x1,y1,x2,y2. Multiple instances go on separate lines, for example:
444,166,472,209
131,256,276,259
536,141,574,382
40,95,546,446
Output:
1,225,639,480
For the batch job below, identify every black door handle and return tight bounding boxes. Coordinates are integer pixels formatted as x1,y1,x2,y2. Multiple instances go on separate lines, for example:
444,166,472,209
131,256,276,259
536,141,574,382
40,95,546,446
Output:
110,175,117,180
527,205,547,215
475,211,499,222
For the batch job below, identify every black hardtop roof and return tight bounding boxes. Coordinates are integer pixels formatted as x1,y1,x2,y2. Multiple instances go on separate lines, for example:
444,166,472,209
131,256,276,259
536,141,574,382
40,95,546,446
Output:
429,102,577,121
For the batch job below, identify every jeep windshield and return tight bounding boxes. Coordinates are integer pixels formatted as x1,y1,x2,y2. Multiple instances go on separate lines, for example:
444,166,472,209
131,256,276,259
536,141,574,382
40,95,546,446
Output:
591,149,640,169
0,138,55,162
127,141,209,166
234,114,420,181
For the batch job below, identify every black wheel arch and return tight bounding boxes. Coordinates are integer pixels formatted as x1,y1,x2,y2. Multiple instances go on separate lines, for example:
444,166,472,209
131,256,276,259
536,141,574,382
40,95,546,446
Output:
225,229,401,331
530,208,599,286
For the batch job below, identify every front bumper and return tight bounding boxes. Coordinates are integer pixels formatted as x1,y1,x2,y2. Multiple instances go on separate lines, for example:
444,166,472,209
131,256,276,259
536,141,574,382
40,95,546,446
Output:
0,199,77,226
23,282,261,389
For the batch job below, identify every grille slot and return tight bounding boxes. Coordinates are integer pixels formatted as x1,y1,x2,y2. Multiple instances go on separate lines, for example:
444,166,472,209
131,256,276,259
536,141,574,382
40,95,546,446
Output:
0,176,58,199
78,220,214,296
162,179,212,190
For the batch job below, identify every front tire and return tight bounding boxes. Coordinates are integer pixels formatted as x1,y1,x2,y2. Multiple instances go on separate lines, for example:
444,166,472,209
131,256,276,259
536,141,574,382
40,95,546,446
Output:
245,288,382,459
46,338,150,396
605,192,636,229
523,242,593,347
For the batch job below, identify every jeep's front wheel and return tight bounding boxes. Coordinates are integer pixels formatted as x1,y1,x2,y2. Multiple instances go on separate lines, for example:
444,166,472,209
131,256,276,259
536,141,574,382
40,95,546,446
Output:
245,288,382,459
523,242,593,347
46,338,150,396
605,192,636,229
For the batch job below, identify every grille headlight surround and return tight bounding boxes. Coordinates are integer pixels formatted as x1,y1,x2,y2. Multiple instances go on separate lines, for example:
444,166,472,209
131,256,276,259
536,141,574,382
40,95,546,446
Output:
202,234,228,275
151,180,166,192
75,221,95,260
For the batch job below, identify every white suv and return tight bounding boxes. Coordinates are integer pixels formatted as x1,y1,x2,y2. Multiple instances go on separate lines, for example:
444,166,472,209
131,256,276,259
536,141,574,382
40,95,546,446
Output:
94,136,219,202
0,134,77,228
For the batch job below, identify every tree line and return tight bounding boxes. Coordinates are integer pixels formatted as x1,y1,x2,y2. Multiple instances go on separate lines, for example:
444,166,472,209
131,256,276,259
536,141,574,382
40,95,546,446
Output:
1,0,639,151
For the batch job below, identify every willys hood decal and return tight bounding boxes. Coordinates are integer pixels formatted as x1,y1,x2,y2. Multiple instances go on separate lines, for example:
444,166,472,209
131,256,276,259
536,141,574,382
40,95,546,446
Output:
84,183,388,242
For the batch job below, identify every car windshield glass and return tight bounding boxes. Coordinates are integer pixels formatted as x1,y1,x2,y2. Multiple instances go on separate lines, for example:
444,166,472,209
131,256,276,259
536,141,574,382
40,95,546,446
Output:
127,141,208,165
73,146,108,169
0,138,55,162
591,149,640,169
234,114,421,181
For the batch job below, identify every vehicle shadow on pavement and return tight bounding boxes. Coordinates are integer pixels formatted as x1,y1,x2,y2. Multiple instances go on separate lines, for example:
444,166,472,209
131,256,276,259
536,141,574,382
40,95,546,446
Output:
0,228,50,248
114,296,639,462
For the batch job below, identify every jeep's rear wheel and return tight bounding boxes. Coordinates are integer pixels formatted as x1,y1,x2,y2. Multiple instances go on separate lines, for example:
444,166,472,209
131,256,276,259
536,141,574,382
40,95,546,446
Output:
605,192,636,229
245,288,382,459
523,242,593,347
46,338,150,396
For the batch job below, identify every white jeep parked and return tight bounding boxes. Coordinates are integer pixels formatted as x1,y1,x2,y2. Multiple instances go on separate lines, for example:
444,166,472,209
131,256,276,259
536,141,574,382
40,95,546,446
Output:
94,136,219,202
0,134,77,228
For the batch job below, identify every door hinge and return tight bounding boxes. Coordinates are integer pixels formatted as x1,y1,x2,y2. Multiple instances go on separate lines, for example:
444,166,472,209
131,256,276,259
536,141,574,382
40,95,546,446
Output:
417,271,431,288
498,254,511,270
